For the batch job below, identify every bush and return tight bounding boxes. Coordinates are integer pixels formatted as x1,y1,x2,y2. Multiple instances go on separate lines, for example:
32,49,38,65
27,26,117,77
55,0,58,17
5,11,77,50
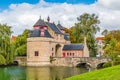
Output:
103,62,112,68
114,58,120,65
50,56,56,63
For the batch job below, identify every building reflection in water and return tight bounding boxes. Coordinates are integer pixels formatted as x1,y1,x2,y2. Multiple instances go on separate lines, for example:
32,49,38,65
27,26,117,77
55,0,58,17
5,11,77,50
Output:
26,66,88,80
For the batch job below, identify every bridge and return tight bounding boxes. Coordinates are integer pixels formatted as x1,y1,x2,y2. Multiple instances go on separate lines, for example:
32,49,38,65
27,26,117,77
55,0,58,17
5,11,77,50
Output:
52,57,111,69
14,56,27,66
14,56,111,68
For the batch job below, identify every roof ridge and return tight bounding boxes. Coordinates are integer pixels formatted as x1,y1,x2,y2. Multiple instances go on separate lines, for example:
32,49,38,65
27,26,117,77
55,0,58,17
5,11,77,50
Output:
53,22,62,34
33,18,47,27
45,22,62,34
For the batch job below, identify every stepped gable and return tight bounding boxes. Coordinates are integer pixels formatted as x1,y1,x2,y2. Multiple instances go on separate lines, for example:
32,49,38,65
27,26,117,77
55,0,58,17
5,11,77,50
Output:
29,29,52,38
46,22,62,34
64,33,70,41
63,44,84,50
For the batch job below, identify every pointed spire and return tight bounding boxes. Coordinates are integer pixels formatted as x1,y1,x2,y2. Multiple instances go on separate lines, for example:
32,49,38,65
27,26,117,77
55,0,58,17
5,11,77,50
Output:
47,16,50,22
39,15,41,19
58,20,60,24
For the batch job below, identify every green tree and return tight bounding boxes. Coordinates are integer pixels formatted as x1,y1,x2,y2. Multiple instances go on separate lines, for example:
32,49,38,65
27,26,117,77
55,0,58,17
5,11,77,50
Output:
72,13,100,56
103,30,120,66
0,24,14,65
104,38,119,66
15,29,28,56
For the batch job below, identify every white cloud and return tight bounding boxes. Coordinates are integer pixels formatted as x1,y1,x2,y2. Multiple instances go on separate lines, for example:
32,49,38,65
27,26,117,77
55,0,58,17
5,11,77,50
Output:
97,0,120,10
0,0,120,36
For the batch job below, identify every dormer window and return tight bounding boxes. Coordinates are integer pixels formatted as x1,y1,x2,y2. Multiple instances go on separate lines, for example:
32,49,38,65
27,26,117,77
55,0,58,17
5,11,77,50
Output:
34,26,40,29
44,26,48,30
40,29,44,36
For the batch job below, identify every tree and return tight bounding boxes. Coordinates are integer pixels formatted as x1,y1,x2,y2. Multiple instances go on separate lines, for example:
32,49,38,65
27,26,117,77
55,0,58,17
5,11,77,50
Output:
104,30,120,49
72,13,100,56
104,38,119,66
15,29,28,56
64,27,77,43
103,30,120,66
0,24,14,65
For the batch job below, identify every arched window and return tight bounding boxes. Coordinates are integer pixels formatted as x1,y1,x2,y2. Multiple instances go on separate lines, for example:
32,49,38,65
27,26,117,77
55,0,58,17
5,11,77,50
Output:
70,53,72,56
67,53,69,57
73,53,74,57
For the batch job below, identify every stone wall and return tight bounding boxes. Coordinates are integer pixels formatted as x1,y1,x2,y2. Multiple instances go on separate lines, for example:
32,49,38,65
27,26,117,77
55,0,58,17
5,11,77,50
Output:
27,37,52,66
15,57,27,66
27,37,66,66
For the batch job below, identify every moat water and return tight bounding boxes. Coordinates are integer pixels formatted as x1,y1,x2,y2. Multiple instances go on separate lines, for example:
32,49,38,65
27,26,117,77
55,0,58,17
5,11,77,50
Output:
0,66,88,80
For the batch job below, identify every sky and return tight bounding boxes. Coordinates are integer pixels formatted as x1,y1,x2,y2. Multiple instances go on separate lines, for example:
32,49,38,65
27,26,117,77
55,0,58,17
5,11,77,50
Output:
0,0,120,36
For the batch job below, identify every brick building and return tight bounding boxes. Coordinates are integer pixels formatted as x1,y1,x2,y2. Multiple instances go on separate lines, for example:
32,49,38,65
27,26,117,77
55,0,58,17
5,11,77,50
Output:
27,16,89,66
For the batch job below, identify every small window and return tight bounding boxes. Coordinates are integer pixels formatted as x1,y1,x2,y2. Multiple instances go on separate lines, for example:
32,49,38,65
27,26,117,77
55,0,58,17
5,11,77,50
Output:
52,48,54,51
35,51,39,56
73,53,74,56
67,53,69,56
70,53,72,56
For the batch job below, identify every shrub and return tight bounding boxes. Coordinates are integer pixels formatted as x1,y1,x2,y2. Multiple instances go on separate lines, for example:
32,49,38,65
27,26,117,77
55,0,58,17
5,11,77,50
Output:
103,62,112,68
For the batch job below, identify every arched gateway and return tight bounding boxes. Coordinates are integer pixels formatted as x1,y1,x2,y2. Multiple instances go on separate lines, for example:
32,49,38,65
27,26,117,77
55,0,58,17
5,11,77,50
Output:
55,44,61,57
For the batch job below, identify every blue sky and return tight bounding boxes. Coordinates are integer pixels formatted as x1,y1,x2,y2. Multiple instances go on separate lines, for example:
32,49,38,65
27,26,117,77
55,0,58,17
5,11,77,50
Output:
0,0,96,9
44,0,96,4
0,0,38,9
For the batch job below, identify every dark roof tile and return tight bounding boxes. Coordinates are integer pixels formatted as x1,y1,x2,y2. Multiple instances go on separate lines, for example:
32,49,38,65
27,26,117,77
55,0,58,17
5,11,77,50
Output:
57,23,64,30
46,22,62,34
63,44,84,50
29,29,52,38
64,33,70,41
34,19,46,26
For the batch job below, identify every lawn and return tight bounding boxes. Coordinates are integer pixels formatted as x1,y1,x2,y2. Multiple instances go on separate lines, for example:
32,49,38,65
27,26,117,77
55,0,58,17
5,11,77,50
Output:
64,65,120,80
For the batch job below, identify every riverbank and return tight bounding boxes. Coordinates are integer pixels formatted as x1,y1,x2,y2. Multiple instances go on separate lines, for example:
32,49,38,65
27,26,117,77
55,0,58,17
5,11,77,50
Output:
65,65,120,80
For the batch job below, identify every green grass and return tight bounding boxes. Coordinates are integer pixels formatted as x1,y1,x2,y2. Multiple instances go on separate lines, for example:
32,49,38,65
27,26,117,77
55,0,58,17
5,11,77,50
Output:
64,65,120,80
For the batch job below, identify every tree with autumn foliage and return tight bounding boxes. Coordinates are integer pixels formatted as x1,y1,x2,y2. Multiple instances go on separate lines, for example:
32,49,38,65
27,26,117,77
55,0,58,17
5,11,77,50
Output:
103,30,120,66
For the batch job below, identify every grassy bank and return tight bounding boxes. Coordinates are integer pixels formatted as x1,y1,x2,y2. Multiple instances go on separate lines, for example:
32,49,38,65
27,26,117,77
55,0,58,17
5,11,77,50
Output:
65,65,120,80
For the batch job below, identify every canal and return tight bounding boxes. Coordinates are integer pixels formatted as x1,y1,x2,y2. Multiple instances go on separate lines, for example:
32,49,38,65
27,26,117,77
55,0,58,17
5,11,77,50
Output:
0,66,88,80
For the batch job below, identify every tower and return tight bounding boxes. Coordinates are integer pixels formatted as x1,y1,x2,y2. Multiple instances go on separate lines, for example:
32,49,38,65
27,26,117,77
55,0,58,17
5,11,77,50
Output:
47,16,50,22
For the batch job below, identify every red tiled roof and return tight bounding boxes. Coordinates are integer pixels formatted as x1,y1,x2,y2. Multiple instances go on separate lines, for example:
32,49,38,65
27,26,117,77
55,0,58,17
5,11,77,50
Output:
96,37,104,40
12,36,17,41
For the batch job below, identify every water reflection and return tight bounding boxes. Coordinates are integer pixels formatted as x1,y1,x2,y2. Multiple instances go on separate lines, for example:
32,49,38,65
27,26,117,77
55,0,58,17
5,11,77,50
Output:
26,66,88,80
0,66,88,80
26,67,51,80
0,66,26,80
